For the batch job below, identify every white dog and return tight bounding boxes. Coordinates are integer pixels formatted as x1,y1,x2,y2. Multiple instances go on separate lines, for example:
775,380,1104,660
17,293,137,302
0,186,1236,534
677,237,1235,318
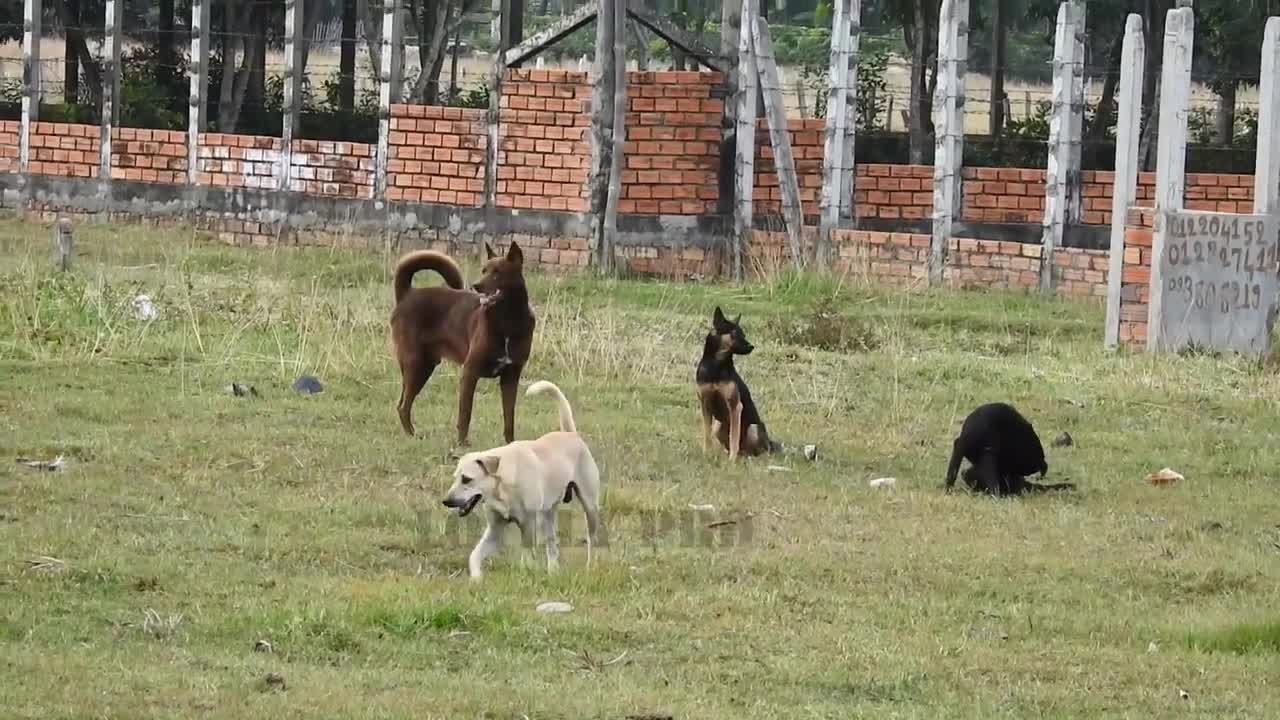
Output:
442,381,602,579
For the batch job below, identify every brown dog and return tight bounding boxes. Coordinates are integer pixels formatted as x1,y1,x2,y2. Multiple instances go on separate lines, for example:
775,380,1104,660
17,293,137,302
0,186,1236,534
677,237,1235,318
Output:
390,242,535,446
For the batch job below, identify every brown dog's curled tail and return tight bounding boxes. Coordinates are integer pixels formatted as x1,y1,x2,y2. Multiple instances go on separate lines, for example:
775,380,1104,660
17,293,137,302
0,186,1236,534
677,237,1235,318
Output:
526,381,576,433
393,250,465,303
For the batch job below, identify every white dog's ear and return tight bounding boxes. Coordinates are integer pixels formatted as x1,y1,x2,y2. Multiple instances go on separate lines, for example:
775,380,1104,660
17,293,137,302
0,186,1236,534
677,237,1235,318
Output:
477,455,501,475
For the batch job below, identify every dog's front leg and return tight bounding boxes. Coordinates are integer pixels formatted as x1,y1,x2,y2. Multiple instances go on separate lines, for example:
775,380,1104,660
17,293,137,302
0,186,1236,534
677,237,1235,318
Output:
728,401,743,461
469,519,505,580
698,393,715,452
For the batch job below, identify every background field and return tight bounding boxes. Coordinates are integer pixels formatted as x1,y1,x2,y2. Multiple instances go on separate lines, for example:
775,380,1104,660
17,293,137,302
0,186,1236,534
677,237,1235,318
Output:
2,220,1280,718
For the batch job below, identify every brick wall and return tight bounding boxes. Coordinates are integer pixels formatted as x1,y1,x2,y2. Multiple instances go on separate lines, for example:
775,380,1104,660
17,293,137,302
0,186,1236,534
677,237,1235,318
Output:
0,120,18,173
387,104,486,206
289,139,375,199
961,167,1046,223
622,71,723,215
1117,207,1155,344
498,69,590,212
956,170,1254,227
196,133,281,190
855,164,934,220
29,122,100,178
754,119,823,216
111,128,187,184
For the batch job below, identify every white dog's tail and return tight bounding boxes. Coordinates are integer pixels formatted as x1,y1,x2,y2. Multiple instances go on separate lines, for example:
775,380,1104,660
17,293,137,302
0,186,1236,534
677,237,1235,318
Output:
526,380,576,433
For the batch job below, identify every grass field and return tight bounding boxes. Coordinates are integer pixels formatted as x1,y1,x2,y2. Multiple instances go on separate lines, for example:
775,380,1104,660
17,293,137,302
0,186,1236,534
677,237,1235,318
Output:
2,219,1280,718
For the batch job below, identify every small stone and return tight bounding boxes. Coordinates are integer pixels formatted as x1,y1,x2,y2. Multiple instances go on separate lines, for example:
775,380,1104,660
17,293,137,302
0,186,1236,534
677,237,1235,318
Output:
292,375,324,395
262,672,286,692
225,382,258,398
1052,432,1074,448
132,294,158,321
869,477,897,489
1147,468,1184,486
803,444,818,461
536,601,573,614
1147,641,1159,654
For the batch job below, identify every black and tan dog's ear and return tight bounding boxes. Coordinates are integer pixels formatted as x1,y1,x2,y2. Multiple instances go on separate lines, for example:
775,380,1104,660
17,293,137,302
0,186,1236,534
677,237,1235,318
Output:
507,242,524,264
712,306,727,327
484,242,498,259
477,455,501,475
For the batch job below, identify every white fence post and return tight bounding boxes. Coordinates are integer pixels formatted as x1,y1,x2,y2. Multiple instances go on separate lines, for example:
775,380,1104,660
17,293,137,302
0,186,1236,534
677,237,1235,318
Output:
1254,17,1280,215
99,0,123,183
19,0,41,176
732,0,758,282
187,0,210,185
929,0,968,284
1146,7,1194,352
279,0,304,191
1104,15,1146,348
819,0,849,266
1067,0,1086,224
1040,1,1082,292
376,0,402,201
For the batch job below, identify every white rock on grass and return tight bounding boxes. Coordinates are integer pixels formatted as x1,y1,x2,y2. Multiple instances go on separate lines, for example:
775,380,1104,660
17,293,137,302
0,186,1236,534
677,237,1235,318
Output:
536,601,573,614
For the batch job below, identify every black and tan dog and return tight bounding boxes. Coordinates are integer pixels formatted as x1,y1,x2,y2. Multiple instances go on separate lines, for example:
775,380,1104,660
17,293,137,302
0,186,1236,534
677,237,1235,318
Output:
944,402,1075,496
390,242,535,446
696,307,779,460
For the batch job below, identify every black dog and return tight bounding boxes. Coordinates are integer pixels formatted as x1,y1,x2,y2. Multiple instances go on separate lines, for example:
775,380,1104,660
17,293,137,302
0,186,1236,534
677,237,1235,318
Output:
944,402,1074,496
696,307,779,460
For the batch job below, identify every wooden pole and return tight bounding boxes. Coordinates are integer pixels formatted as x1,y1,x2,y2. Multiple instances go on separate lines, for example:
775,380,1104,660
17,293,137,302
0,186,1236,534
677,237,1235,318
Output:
1146,7,1194,352
1254,17,1280,215
1104,14,1145,348
377,0,403,201
19,0,41,176
732,0,759,282
1039,1,1081,293
929,0,968,284
99,0,122,184
752,16,804,267
818,0,853,267
187,0,210,185
279,0,305,191
484,0,509,209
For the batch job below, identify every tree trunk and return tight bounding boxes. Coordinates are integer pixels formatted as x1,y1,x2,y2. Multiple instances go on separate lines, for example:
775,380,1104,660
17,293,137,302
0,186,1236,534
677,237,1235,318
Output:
245,10,267,130
1087,29,1125,141
1214,83,1237,146
1137,0,1167,170
361,0,383,83
217,0,262,133
62,0,79,105
988,0,1005,138
907,0,927,163
340,0,358,109
56,0,101,110
672,0,687,71
630,21,648,71
159,0,175,68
